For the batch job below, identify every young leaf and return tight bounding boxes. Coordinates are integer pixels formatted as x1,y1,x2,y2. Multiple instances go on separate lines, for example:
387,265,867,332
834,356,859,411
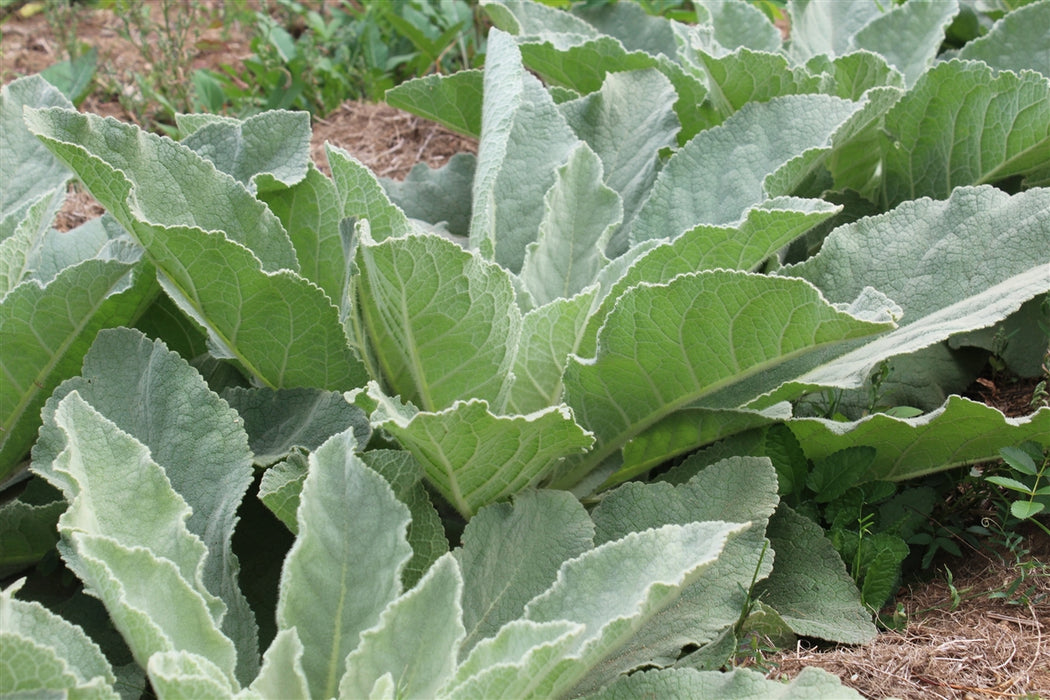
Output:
276,428,413,700
339,554,465,700
469,29,580,272
1,578,118,697
249,629,310,700
147,651,235,699
519,142,620,306
455,490,594,656
849,0,958,87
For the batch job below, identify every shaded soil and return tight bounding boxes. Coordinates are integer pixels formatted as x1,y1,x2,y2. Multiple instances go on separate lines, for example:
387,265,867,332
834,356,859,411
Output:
3,4,1048,699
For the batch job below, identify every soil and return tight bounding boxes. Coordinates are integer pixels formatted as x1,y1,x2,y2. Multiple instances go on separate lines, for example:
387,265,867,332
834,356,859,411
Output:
2,4,1047,699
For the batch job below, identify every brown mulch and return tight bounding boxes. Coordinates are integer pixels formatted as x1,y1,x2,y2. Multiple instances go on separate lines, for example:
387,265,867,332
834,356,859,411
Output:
3,4,1048,700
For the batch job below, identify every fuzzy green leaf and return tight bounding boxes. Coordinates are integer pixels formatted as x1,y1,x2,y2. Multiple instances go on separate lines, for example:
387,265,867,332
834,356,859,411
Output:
276,428,413,700
385,71,484,138
360,385,593,518
179,110,311,191
756,505,877,643
957,0,1050,79
327,145,412,242
455,490,594,657
589,666,863,699
340,554,465,700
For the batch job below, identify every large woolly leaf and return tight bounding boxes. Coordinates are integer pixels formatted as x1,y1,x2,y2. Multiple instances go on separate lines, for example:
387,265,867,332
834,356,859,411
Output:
275,428,413,700
556,270,895,488
879,61,1050,206
629,94,866,243
327,145,412,242
358,385,594,518
248,629,310,700
0,493,63,577
147,651,235,699
178,110,311,191
775,187,1050,406
33,328,258,683
957,0,1050,79
584,457,778,678
755,505,877,643
25,108,367,391
790,396,1050,481
381,153,477,238
0,76,72,227
355,231,520,410
1,223,154,484
1,578,118,697
32,392,238,682
455,490,594,657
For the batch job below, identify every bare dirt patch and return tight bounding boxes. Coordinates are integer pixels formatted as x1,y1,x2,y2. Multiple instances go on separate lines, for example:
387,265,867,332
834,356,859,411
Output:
2,5,1046,699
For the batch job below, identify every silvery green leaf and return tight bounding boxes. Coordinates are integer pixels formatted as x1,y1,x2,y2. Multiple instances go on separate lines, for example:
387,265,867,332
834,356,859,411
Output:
584,457,777,679
790,396,1050,481
381,153,477,238
247,629,309,700
519,143,620,306
25,108,367,391
756,505,877,643
523,520,749,698
557,69,679,255
455,490,594,657
556,270,894,489
1,578,117,696
470,29,581,272
957,0,1050,78
0,76,72,226
33,392,238,682
327,145,412,242
360,449,450,589
385,71,484,138
25,108,296,272
482,0,601,37
0,494,62,577
0,186,66,295
222,386,370,467
775,186,1050,405
34,328,258,683
258,451,308,534
360,385,593,518
256,163,346,307
630,94,866,243
589,666,863,699
1,243,153,484
850,0,958,86
787,0,887,63
804,51,904,100
355,231,520,410
179,110,311,192
879,60,1050,206
339,554,464,700
147,651,235,700
276,428,412,700
572,0,680,57
506,287,600,415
